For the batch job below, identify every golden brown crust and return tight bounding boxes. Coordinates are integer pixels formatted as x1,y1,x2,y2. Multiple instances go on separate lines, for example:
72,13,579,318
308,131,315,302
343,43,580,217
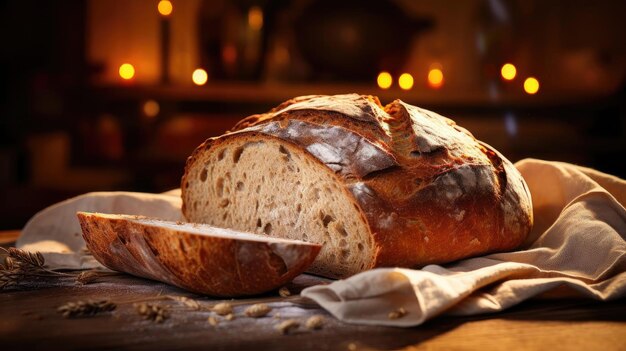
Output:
77,212,321,296
182,94,533,274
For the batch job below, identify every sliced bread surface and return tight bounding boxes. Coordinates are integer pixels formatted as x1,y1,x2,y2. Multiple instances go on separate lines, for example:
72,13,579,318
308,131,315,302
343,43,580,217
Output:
182,136,374,278
77,211,321,296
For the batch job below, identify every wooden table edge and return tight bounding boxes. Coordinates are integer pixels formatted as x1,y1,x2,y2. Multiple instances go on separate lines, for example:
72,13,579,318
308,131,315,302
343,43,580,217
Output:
0,230,20,246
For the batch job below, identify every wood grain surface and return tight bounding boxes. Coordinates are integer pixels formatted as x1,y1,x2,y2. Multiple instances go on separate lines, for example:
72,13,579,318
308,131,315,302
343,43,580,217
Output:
1,234,625,351
0,230,19,245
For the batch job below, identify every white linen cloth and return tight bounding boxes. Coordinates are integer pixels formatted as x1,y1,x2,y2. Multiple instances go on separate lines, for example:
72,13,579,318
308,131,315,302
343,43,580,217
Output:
17,190,182,269
16,160,626,326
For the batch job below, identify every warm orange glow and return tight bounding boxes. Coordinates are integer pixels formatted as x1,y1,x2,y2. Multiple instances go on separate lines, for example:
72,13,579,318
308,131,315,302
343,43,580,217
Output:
377,72,392,89
398,73,414,90
501,63,517,80
192,68,208,86
158,0,173,16
222,45,237,65
142,100,160,118
274,44,290,65
524,77,540,94
428,68,444,89
119,63,135,80
248,6,263,31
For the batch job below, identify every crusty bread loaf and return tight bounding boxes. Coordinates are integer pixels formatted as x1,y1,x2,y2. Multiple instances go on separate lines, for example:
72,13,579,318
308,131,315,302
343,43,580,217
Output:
182,94,533,278
77,212,321,296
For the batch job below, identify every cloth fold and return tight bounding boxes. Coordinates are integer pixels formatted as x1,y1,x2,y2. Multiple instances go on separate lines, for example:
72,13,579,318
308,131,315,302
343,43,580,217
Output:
301,159,626,326
16,159,626,326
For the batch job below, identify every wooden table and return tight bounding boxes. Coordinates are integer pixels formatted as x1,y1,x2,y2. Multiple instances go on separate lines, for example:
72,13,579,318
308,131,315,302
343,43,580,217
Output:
1,231,625,351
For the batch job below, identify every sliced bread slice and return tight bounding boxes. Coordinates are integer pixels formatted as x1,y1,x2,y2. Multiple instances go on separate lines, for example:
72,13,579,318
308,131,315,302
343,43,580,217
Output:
76,211,321,297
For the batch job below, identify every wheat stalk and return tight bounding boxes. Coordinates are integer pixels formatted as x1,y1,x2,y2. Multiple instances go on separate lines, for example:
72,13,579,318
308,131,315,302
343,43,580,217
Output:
57,300,117,318
0,247,81,289
75,270,120,285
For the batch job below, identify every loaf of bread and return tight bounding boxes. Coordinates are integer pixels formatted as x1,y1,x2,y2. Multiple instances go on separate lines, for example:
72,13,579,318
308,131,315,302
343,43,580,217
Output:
182,94,533,279
77,212,321,296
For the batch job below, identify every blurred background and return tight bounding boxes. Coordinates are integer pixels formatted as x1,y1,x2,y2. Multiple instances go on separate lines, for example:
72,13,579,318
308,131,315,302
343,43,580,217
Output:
0,0,625,230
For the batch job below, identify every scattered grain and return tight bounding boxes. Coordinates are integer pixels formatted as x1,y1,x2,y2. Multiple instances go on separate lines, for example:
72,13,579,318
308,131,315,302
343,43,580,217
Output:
207,316,219,326
278,286,291,297
167,295,201,310
212,302,233,315
245,303,271,317
305,315,324,330
275,319,299,334
134,302,169,323
388,307,407,320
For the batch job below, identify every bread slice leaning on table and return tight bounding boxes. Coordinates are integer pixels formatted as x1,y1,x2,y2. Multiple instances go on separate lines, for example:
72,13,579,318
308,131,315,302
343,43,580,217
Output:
77,212,321,297
182,94,534,279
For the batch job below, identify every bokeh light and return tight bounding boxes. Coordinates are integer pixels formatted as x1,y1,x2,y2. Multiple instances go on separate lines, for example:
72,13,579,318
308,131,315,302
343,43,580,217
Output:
157,0,173,16
142,100,160,118
192,68,208,86
524,77,540,94
248,6,263,31
427,68,444,89
501,63,517,80
377,72,392,89
118,63,135,80
398,73,414,90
